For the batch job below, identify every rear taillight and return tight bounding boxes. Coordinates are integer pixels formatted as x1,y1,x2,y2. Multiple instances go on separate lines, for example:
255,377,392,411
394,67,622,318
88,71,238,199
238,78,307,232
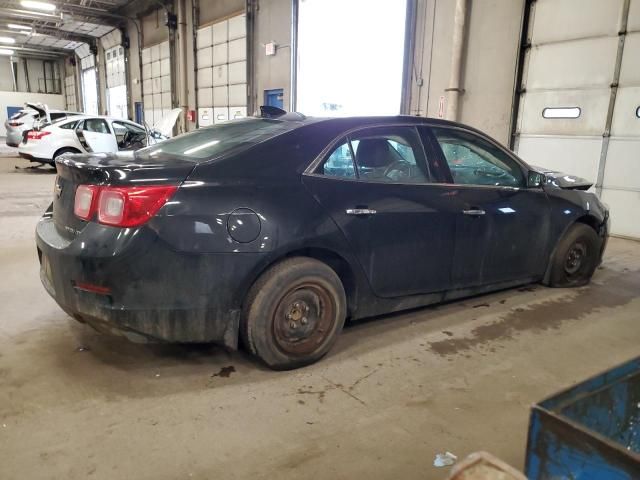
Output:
73,185,100,220
27,130,51,140
73,184,177,227
9,122,23,127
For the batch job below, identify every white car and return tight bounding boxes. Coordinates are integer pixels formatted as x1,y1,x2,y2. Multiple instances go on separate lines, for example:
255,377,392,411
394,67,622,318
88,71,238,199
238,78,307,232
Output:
18,109,181,166
5,103,81,147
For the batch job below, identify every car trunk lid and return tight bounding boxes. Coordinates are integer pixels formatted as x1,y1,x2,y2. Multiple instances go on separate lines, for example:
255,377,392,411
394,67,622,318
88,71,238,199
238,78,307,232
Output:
53,152,196,240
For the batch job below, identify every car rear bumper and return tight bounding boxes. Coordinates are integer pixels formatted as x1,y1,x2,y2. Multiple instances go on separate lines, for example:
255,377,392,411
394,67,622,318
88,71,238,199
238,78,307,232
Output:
35,217,255,348
19,152,53,164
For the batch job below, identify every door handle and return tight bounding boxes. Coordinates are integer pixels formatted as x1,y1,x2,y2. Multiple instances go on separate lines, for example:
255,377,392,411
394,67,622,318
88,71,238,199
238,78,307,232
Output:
346,208,377,216
462,209,486,216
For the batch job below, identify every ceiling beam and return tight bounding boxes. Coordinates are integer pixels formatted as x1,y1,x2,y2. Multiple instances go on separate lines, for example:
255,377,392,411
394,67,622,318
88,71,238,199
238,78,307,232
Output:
0,28,93,44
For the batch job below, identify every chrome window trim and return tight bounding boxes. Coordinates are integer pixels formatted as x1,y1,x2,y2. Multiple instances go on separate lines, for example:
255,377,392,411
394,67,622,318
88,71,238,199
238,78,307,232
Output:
303,121,532,190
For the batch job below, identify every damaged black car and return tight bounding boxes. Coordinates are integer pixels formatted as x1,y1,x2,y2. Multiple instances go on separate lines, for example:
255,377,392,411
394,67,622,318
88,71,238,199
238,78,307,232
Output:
36,114,609,369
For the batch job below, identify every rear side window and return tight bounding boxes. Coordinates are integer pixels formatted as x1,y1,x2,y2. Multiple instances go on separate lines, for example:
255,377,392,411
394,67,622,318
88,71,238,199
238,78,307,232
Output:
317,126,431,184
59,120,78,129
137,118,296,161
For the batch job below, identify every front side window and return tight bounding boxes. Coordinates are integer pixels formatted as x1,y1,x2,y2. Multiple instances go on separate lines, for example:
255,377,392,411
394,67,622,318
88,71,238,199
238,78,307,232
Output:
82,119,111,134
432,128,524,187
317,126,430,184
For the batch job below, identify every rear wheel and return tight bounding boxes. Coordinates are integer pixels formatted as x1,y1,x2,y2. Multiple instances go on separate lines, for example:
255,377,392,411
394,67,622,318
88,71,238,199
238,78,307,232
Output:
52,148,80,165
546,223,601,287
241,257,346,370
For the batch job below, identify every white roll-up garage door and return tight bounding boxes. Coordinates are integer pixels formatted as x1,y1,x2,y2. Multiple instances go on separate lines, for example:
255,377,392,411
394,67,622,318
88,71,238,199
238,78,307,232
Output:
196,13,247,127
105,45,127,119
515,0,640,238
141,40,172,127
65,75,77,111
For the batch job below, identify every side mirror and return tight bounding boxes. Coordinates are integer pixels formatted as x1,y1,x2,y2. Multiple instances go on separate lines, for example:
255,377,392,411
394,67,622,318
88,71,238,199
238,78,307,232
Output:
527,170,546,188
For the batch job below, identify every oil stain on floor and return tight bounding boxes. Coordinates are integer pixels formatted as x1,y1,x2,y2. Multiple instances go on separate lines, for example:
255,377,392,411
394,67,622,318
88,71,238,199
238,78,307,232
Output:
429,268,640,356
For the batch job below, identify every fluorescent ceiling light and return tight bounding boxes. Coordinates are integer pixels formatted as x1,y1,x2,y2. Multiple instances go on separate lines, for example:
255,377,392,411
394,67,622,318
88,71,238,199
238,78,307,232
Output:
20,1,56,11
0,37,16,44
8,24,32,30
0,48,15,55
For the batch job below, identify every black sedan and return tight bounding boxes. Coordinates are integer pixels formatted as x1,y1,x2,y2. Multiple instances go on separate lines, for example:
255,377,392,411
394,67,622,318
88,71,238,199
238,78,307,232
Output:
36,114,609,369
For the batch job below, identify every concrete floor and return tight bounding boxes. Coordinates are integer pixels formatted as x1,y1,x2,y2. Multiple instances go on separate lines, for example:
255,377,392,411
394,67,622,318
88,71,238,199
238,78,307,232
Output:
0,156,639,480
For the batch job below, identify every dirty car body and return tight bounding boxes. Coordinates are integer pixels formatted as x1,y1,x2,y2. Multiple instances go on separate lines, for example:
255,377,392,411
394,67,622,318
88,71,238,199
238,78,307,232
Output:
36,115,609,355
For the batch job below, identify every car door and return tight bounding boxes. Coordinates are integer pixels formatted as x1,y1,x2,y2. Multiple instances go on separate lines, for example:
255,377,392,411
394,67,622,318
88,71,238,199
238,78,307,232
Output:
429,126,551,288
303,125,458,298
76,118,118,153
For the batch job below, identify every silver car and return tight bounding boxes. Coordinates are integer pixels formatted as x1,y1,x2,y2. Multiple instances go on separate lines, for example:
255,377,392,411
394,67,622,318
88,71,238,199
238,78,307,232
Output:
5,103,80,147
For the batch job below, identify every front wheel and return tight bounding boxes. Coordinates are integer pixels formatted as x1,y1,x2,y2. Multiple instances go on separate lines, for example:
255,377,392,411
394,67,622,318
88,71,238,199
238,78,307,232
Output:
546,223,602,287
241,257,347,370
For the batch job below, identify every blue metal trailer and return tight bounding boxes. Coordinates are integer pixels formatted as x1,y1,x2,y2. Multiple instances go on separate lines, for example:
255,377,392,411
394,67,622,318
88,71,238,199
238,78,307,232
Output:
525,356,640,479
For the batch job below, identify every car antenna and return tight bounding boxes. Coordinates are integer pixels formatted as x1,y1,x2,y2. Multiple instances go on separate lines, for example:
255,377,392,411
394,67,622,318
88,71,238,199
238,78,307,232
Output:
259,105,306,121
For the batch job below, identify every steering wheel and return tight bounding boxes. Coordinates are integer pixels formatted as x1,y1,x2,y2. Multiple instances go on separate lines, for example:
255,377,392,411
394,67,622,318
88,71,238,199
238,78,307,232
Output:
383,160,411,180
121,130,132,148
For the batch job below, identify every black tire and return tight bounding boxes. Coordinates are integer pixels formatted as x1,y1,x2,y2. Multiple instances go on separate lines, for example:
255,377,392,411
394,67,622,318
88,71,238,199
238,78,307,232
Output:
241,257,347,370
53,148,80,163
546,223,602,287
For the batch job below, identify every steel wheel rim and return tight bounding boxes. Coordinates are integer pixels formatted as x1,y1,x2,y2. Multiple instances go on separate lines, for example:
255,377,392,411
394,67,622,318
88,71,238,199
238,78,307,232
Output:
564,241,587,275
272,282,336,357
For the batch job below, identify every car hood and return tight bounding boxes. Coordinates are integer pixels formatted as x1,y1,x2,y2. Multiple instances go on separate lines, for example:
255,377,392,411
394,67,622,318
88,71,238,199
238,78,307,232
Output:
153,108,182,137
534,167,593,190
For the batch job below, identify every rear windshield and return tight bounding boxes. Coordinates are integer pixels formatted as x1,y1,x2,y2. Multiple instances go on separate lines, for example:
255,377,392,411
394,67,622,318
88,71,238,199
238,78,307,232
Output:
136,118,296,162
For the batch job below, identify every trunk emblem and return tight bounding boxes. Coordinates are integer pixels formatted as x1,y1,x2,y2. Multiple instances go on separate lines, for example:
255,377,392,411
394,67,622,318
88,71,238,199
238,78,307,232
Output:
54,178,63,198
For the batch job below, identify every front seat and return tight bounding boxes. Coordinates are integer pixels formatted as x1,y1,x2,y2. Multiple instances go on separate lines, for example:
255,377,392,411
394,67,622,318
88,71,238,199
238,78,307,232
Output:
355,138,401,178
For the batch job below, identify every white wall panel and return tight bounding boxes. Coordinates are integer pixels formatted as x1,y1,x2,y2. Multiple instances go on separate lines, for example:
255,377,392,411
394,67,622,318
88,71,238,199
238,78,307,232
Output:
198,88,213,106
212,65,228,86
229,84,246,105
228,14,246,40
212,21,228,45
198,107,213,126
197,47,213,68
531,0,624,44
517,136,603,182
526,38,617,90
600,189,640,238
196,26,212,49
213,86,228,106
602,139,640,189
197,67,213,88
141,40,171,126
213,44,228,66
611,87,640,136
619,33,640,85
228,38,246,63
228,61,246,84
518,89,610,136
629,0,640,31
229,106,247,120
213,107,229,123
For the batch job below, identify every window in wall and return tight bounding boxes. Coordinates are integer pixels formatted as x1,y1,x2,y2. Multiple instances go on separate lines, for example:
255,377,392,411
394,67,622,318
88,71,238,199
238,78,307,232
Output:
65,75,77,111
433,128,524,187
542,107,581,119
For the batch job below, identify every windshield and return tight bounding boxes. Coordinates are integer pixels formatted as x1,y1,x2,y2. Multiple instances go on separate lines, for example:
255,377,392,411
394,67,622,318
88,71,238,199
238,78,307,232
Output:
136,118,296,162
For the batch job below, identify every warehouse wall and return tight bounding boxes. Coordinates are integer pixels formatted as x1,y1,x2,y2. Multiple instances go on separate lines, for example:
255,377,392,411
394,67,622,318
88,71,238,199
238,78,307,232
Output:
251,0,292,113
408,0,525,146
